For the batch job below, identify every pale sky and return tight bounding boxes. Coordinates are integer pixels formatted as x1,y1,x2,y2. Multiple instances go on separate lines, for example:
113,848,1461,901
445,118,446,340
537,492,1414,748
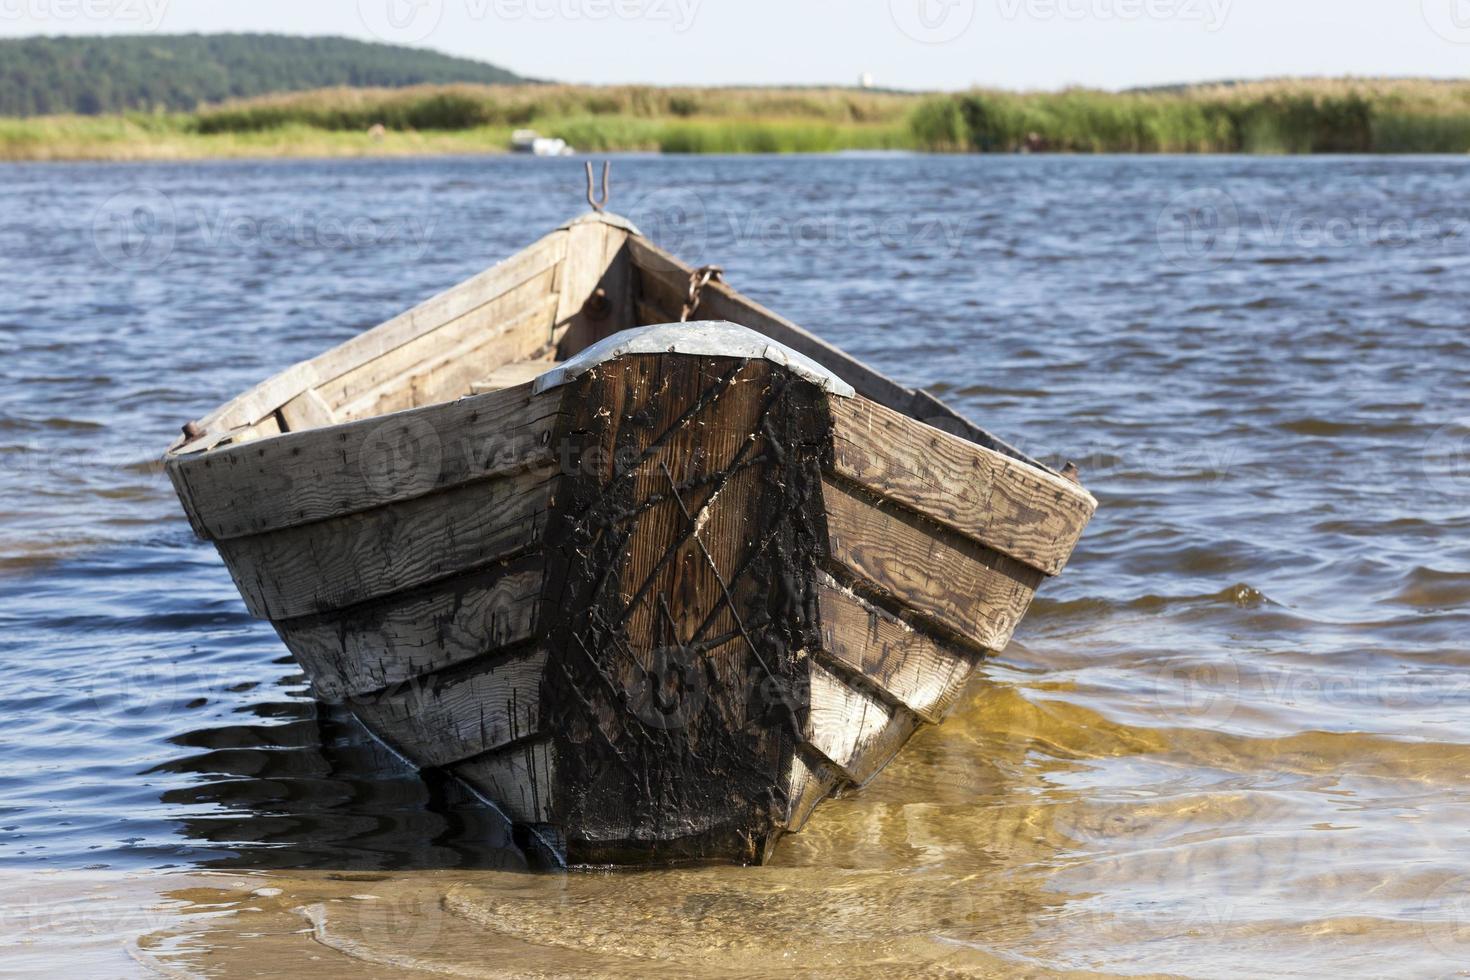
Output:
2,0,1468,91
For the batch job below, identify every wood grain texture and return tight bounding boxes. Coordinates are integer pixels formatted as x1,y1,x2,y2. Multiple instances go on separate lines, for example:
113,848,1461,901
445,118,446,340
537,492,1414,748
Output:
332,284,559,422
821,476,1043,652
353,648,547,768
275,555,544,701
278,387,336,433
170,384,563,541
469,360,556,394
635,297,680,328
803,659,921,786
189,229,565,436
829,395,1096,575
218,463,556,620
784,751,843,833
321,271,553,415
813,573,979,724
554,218,630,356
453,738,556,825
162,212,1100,867
536,354,832,863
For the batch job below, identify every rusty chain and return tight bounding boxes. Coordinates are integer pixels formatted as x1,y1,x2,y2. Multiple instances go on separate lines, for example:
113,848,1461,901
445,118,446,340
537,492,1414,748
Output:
680,265,724,321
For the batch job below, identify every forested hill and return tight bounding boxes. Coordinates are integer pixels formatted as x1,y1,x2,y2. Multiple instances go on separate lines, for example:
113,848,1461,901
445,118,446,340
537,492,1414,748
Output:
0,34,530,116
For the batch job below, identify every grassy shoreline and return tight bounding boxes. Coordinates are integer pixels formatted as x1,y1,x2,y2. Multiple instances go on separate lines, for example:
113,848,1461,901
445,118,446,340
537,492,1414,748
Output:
5,80,1470,161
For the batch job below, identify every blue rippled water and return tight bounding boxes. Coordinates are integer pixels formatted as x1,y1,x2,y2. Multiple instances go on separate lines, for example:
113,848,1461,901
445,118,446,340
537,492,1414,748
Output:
3,154,1470,975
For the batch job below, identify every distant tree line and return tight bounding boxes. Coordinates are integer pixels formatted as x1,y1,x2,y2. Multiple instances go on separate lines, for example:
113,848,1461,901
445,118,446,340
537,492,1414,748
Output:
0,34,529,116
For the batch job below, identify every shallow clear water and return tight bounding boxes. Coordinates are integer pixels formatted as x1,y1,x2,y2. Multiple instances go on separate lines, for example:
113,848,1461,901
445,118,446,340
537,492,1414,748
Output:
3,154,1470,977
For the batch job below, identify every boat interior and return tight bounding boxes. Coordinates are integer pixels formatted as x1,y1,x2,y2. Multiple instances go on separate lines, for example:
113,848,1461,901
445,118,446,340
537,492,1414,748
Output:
172,212,1042,472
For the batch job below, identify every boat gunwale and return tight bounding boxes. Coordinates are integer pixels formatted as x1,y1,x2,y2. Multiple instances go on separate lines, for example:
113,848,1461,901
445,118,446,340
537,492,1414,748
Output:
164,210,1097,526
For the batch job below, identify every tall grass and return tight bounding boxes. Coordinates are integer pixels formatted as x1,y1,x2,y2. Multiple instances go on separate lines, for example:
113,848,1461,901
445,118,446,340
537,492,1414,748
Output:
910,80,1470,154
5,80,1470,160
190,84,918,134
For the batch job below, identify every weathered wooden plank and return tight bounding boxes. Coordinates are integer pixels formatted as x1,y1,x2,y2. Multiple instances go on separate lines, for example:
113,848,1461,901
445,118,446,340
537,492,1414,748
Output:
635,297,680,328
813,574,979,724
169,384,564,541
821,477,1043,652
535,354,827,857
784,750,842,833
803,659,921,786
469,360,555,395
453,737,556,825
217,463,557,620
193,230,566,434
275,555,544,701
232,414,282,446
828,396,1096,576
353,649,547,769
554,218,630,355
334,291,559,422
326,268,558,418
277,387,336,433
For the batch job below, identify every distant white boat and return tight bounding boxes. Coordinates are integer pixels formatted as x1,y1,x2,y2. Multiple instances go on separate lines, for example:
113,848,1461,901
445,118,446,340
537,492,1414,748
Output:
511,129,574,157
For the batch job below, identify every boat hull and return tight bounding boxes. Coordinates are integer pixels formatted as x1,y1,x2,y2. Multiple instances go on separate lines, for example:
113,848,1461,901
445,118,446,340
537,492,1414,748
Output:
165,214,1096,865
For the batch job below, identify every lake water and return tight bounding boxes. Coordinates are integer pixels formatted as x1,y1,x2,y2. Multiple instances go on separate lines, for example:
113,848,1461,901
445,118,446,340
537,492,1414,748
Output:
3,154,1469,977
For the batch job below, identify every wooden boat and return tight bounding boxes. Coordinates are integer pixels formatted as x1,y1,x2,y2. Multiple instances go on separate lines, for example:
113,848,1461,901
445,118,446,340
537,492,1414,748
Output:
165,205,1097,866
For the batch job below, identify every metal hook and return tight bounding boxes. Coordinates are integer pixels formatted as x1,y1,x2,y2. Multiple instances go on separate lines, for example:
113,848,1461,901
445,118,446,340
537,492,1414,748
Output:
585,161,610,213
